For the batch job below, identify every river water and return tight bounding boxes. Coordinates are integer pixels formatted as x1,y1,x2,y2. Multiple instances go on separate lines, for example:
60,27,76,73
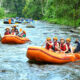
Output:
0,20,80,80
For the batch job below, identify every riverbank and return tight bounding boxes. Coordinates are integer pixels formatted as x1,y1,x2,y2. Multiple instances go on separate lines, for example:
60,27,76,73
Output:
0,14,17,19
42,17,80,28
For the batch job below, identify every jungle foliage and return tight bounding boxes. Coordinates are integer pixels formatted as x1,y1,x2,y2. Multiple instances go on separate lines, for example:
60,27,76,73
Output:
1,0,80,27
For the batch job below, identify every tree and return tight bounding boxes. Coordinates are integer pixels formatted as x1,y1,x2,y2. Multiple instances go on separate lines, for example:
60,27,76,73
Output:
0,8,5,18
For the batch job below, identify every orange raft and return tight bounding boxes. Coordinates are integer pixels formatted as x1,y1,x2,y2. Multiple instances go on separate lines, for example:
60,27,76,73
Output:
27,46,80,64
1,35,30,44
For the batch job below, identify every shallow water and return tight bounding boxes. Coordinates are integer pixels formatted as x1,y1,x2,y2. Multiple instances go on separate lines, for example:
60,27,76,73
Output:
0,21,80,80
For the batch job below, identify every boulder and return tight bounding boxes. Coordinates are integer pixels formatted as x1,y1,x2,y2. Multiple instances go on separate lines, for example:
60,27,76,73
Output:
26,25,35,28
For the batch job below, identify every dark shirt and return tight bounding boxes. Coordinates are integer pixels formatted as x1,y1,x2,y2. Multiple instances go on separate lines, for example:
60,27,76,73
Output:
74,41,80,53
16,32,19,36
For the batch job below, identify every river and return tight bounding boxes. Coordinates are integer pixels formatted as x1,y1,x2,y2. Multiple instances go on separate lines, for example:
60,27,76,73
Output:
0,20,80,80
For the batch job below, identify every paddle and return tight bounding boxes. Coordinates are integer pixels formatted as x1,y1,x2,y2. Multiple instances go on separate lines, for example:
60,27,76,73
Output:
0,34,2,41
18,28,23,37
8,19,11,24
20,28,22,32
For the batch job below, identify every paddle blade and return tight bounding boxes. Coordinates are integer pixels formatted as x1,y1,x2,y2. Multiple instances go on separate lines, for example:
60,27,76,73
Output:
8,19,11,24
20,28,22,32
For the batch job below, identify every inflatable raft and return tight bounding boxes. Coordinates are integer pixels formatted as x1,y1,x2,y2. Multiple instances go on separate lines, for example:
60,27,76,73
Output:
27,46,80,64
15,21,22,24
3,19,15,24
1,35,30,44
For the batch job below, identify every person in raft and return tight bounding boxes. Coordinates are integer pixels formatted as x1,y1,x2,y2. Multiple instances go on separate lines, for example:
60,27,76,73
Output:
4,28,11,35
45,37,53,50
11,28,16,35
66,38,73,53
74,38,80,53
12,25,17,31
15,29,19,36
20,31,26,37
52,37,60,52
60,38,68,53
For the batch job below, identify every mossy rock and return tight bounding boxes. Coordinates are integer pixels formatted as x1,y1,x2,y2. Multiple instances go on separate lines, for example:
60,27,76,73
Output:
26,25,35,28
